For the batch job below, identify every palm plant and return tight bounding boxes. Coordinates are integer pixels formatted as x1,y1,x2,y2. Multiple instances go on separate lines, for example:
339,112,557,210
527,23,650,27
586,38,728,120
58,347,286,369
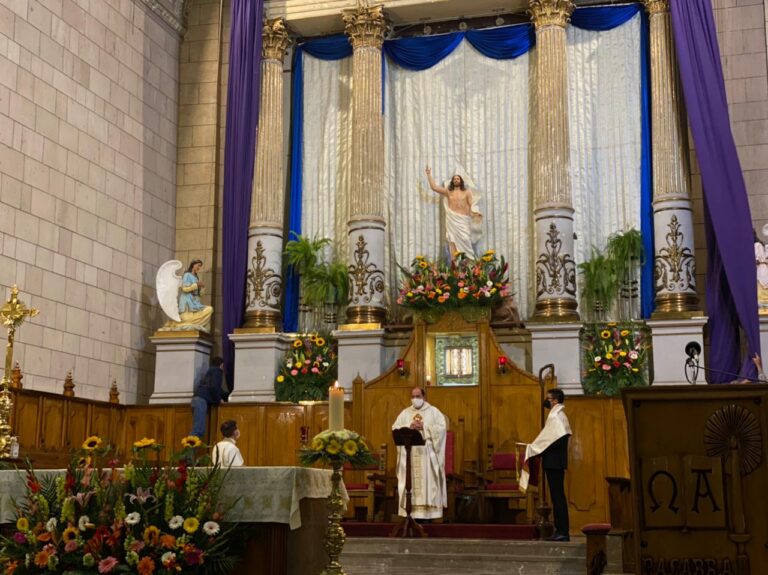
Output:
606,229,644,320
578,248,618,321
284,234,348,329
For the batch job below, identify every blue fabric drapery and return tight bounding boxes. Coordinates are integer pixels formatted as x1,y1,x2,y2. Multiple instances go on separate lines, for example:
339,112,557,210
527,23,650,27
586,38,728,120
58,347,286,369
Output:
286,5,654,326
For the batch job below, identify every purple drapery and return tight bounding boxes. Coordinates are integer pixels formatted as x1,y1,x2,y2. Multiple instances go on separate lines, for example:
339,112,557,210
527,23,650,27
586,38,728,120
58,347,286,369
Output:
221,0,263,390
670,1,760,381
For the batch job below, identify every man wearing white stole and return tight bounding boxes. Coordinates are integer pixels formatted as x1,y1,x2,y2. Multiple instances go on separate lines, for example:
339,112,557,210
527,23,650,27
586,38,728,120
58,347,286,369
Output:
520,388,572,541
425,166,483,259
392,386,447,520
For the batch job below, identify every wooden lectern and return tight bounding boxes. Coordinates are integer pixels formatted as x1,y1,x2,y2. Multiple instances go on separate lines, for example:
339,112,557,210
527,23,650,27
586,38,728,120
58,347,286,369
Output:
390,427,427,538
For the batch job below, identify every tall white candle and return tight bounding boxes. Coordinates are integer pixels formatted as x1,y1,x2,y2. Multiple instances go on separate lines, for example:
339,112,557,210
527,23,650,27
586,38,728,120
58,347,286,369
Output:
328,381,345,431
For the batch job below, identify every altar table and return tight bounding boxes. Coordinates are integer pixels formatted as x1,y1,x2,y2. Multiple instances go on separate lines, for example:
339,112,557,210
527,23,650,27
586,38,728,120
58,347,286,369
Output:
0,466,347,575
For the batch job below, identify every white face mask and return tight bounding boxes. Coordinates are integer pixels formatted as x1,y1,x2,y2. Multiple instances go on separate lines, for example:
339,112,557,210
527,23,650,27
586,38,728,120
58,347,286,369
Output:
411,398,424,409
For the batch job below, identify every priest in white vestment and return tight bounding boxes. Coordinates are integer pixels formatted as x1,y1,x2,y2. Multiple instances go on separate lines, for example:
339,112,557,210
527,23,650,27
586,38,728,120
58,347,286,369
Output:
391,387,447,520
212,419,244,467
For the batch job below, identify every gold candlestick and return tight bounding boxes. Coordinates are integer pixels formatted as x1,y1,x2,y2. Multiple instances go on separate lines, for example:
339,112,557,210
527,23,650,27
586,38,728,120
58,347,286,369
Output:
0,286,39,458
321,461,346,575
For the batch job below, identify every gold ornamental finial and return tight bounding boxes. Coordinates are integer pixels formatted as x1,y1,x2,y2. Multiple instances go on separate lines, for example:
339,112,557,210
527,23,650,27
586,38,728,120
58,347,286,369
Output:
0,286,39,458
10,361,22,390
528,0,575,30
109,378,120,404
343,2,388,50
63,370,75,398
262,18,292,61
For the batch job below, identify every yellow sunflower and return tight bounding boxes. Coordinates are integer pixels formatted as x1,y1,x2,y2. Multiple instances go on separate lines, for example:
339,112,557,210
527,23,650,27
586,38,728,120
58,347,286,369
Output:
133,437,157,449
293,339,303,348
481,255,492,262
62,526,79,543
620,329,630,337
358,438,369,451
342,440,358,456
143,525,160,546
15,517,29,531
182,517,199,534
607,322,617,327
418,261,428,269
484,249,496,256
180,436,201,449
81,436,102,451
315,337,326,347
276,375,285,383
311,436,325,451
326,439,341,455
600,330,611,339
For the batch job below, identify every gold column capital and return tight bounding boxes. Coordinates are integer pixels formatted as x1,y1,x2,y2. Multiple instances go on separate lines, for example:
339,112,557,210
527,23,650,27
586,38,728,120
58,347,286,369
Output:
262,18,292,61
528,0,575,30
644,0,670,15
343,2,388,50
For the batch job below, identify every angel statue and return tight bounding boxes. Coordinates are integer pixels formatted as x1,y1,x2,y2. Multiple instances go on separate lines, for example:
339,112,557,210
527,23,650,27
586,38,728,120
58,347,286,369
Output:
425,165,483,259
755,226,768,315
156,259,214,332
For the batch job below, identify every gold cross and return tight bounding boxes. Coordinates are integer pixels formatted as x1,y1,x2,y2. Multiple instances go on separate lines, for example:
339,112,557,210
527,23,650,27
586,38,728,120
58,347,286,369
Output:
0,286,39,380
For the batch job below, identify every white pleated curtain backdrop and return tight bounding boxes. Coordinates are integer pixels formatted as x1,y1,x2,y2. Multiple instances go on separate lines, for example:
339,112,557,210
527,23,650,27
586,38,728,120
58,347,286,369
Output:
568,15,643,309
384,41,532,318
298,18,642,322
301,54,352,259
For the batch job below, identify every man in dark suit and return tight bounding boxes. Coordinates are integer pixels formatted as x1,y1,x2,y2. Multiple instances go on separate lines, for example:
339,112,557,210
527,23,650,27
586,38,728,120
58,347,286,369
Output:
520,388,572,541
190,356,224,439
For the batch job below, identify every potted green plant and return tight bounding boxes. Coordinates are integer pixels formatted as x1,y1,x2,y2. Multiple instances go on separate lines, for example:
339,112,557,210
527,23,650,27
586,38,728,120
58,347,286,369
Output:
284,234,349,329
577,248,618,322
606,229,644,320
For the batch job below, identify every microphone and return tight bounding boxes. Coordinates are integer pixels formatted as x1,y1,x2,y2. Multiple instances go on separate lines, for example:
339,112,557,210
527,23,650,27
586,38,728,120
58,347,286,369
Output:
685,341,701,361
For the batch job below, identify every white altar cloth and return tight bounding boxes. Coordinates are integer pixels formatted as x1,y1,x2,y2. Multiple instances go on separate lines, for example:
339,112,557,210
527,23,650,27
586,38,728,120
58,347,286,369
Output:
0,466,348,530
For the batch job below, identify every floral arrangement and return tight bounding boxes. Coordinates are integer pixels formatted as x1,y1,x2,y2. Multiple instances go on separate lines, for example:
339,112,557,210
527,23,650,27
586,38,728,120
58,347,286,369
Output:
581,322,650,396
0,436,234,575
274,333,338,403
397,251,510,310
299,430,375,468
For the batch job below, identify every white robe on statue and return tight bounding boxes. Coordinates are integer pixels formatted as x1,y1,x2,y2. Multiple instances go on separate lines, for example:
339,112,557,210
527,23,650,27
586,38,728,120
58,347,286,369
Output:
520,404,572,492
212,438,244,467
392,402,447,519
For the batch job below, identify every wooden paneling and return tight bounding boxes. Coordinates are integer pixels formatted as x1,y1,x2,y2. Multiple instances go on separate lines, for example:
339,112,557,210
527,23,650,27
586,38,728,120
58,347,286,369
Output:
39,396,66,453
217,405,262,466
261,405,305,466
65,401,89,450
13,392,40,450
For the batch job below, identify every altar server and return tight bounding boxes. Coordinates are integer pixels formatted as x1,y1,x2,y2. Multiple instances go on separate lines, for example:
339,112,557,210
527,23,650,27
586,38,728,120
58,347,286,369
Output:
520,388,572,541
212,419,244,467
392,386,447,520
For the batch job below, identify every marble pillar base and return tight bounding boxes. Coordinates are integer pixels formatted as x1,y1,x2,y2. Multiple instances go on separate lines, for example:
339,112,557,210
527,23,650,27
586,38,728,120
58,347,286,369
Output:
333,328,386,395
759,316,768,361
149,331,213,404
528,322,583,396
646,316,707,385
229,332,293,402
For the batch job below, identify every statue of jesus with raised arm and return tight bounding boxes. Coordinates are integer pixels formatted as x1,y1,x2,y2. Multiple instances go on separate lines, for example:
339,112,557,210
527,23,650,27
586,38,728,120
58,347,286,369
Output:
425,166,483,259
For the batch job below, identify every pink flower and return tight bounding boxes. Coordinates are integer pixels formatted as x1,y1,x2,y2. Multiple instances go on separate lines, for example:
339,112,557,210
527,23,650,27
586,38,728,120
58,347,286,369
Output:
301,368,308,374
290,370,298,376
304,359,310,365
65,540,79,553
601,364,611,371
311,367,319,374
13,532,26,544
98,556,118,573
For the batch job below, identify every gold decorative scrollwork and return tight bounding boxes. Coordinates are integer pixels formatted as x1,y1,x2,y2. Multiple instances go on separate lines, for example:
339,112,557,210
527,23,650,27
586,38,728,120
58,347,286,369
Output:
348,235,385,305
643,0,669,15
654,215,696,294
535,222,577,298
246,241,282,310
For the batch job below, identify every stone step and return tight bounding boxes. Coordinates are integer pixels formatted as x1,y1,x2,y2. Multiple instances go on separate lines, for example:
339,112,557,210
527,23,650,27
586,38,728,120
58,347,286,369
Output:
341,538,586,575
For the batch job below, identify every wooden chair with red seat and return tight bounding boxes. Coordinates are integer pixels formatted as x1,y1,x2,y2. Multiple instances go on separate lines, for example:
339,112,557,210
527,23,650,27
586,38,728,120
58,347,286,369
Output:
443,429,464,522
342,444,393,522
478,443,540,524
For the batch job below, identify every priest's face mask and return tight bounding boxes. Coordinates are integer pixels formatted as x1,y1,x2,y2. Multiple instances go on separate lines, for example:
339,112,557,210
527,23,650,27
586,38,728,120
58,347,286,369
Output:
543,394,556,410
411,388,425,409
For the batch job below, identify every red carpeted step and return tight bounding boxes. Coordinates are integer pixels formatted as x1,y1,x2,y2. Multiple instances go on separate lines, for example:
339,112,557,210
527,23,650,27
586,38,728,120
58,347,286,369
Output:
342,522,538,540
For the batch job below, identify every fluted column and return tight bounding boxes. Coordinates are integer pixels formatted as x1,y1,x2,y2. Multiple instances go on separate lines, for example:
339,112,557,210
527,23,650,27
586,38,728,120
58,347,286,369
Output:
645,0,700,314
342,3,388,326
243,19,292,329
530,0,579,321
